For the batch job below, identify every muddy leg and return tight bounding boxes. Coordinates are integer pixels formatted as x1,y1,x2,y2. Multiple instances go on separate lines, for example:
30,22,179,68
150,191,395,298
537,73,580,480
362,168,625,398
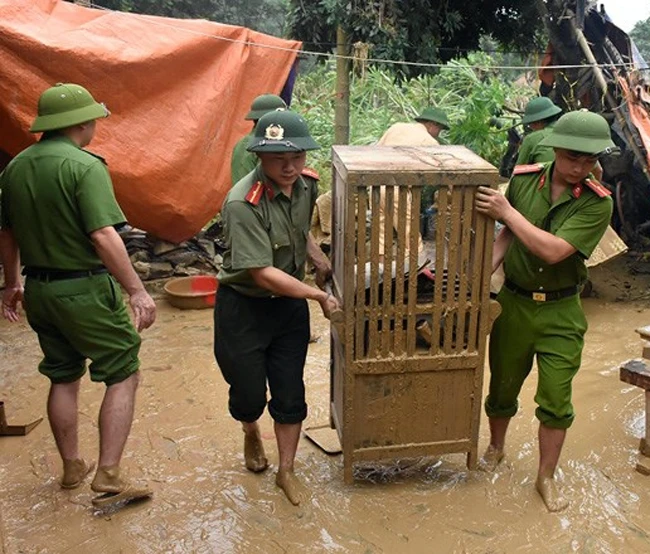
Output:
478,417,509,472
242,421,268,472
48,380,81,461
48,379,93,488
536,424,568,512
275,422,304,505
97,372,139,468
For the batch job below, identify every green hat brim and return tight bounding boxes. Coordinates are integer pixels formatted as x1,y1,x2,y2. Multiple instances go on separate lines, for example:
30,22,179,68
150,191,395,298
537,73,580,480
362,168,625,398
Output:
245,108,273,121
414,116,449,129
521,105,562,125
247,136,320,153
539,132,615,156
30,102,109,132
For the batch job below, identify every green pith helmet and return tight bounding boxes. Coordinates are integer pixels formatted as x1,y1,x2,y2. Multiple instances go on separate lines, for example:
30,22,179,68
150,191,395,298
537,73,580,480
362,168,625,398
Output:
539,109,616,156
245,94,287,121
414,107,450,129
521,97,562,125
247,110,319,153
30,83,109,133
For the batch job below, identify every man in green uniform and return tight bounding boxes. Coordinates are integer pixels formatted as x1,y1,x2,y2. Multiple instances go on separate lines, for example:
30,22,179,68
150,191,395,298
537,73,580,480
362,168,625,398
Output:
515,97,562,165
475,110,615,512
0,83,156,509
230,94,287,186
413,106,450,141
215,110,339,506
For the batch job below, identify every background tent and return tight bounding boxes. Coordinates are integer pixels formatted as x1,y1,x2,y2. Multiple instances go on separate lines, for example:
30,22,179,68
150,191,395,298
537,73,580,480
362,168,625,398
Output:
0,0,301,242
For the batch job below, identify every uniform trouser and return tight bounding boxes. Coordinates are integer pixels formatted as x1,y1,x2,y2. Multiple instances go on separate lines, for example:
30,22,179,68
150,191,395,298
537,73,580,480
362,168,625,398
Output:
214,285,310,424
485,287,588,429
23,273,141,386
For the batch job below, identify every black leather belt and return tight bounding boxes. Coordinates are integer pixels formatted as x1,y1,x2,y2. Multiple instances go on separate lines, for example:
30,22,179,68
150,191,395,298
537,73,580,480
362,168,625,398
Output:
23,267,108,281
504,279,578,302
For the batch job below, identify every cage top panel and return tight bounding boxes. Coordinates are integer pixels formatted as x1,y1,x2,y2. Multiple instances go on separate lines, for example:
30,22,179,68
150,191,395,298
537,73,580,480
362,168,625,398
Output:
332,145,500,186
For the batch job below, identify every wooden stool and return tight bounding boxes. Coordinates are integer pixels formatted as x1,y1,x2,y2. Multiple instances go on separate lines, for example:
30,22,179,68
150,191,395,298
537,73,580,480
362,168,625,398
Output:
619,325,650,475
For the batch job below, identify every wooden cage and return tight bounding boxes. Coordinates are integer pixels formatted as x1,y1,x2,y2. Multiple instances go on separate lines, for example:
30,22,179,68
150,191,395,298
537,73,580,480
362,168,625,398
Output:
329,145,500,483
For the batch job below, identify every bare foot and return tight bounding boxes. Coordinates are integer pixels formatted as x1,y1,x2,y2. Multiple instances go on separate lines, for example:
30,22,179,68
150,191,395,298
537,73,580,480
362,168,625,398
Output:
478,445,504,472
244,432,268,473
61,458,95,489
536,475,568,512
275,469,304,506
90,465,152,509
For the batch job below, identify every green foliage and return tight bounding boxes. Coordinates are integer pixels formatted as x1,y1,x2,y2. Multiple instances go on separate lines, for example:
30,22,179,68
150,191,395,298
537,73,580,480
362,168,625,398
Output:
70,0,290,36
289,0,545,79
630,16,650,62
293,53,534,189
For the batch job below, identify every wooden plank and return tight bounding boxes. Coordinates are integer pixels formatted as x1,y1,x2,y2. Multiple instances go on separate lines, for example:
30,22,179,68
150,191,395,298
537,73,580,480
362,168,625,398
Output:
468,208,494,471
351,439,472,462
585,224,628,268
353,354,480,375
368,185,381,358
354,186,367,361
381,184,395,357
620,359,650,389
443,187,463,354
454,186,473,353
406,185,421,356
430,187,448,356
466,200,483,353
331,146,500,186
393,186,408,355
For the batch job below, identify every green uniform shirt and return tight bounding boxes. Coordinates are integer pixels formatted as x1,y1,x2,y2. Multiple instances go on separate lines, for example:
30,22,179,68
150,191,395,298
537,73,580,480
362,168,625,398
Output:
504,162,613,291
0,135,126,269
515,124,555,165
218,165,318,297
230,132,258,186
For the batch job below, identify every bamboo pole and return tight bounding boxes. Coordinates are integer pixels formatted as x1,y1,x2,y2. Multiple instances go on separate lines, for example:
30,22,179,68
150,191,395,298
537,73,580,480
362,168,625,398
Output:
334,26,350,145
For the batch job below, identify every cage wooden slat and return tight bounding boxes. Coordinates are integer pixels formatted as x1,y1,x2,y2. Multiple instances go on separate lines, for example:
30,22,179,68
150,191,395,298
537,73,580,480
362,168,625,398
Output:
454,186,474,353
392,186,408,355
429,187,447,356
443,188,463,354
381,184,395,357
354,186,367,361
368,185,382,358
406,185,422,357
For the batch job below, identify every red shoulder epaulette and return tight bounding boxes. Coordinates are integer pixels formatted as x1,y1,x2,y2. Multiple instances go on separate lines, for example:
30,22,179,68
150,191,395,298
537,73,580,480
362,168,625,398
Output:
583,178,611,198
245,181,265,206
301,167,320,180
512,163,545,175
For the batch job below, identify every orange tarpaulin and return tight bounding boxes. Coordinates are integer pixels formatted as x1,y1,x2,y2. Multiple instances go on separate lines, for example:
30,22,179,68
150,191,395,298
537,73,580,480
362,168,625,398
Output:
0,0,301,242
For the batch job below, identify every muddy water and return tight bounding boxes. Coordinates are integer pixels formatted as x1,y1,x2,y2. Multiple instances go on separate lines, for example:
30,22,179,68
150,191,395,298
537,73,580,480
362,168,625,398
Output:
2,267,650,553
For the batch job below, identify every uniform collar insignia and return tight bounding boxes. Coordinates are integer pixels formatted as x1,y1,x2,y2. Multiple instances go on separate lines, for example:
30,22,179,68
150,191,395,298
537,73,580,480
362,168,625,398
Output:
583,177,612,198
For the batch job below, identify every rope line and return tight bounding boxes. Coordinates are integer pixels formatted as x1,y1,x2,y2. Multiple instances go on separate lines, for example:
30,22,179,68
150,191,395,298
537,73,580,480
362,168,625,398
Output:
86,1,648,72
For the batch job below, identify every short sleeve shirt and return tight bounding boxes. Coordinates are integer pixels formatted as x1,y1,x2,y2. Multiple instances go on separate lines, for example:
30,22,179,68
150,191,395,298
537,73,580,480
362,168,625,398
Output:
0,135,126,269
504,162,613,290
230,132,258,186
515,124,555,165
218,165,319,297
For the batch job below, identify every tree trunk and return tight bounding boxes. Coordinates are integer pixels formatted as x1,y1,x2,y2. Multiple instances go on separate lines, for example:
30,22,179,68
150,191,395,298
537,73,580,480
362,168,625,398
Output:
334,26,350,145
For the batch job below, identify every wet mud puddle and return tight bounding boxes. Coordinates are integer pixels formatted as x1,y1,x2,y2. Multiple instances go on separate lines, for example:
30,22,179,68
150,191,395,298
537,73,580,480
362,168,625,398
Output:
2,268,650,553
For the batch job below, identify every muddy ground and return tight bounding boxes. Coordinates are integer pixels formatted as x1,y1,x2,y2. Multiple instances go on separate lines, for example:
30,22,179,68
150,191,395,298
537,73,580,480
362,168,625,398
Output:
2,255,650,554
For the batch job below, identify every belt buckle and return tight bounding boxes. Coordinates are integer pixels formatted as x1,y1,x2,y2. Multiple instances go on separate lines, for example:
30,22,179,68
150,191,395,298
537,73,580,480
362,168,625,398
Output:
532,291,546,302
